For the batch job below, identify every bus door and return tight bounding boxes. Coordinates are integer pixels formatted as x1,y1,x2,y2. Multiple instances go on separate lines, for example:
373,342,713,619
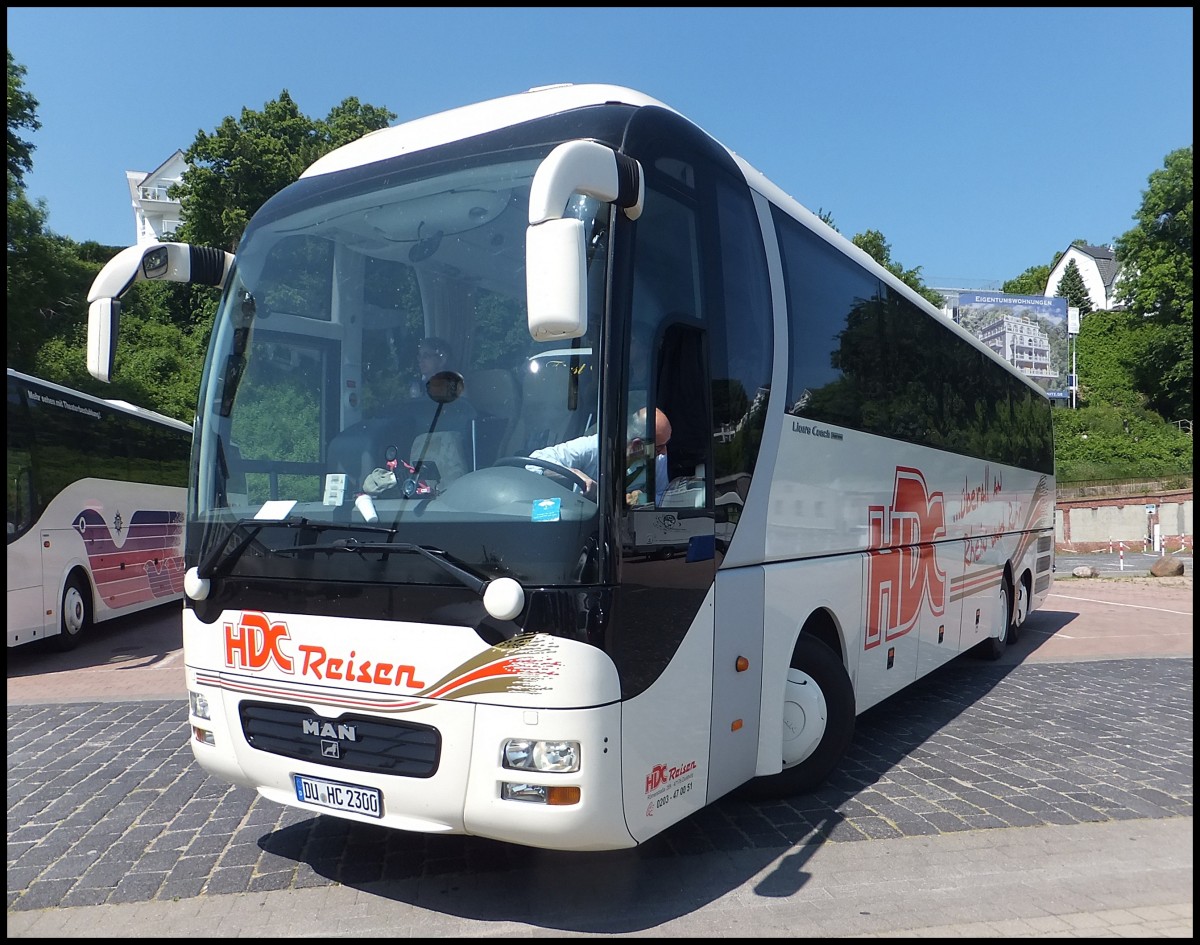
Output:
6,504,48,645
6,381,47,645
660,322,761,803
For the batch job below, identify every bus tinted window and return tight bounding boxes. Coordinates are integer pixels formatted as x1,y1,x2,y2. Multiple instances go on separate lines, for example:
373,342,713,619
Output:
773,208,1053,474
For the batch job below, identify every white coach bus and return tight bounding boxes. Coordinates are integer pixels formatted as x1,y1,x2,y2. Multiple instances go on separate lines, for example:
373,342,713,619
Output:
7,369,189,649
83,84,1055,850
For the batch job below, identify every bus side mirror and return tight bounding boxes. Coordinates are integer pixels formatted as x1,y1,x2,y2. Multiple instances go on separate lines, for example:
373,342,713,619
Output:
526,218,587,342
525,140,643,343
87,298,120,383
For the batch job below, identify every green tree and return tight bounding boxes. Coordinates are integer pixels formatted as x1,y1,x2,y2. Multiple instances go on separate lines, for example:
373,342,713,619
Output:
1073,308,1143,410
172,90,395,250
7,51,102,373
814,207,838,230
1054,258,1093,315
1002,262,1053,296
808,213,944,308
850,229,945,308
7,48,39,191
318,96,396,153
1052,404,1192,481
1113,145,1193,422
6,210,98,371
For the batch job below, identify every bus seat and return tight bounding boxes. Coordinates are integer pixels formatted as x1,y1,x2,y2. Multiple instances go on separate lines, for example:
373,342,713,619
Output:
326,421,379,494
327,417,409,495
466,368,521,466
410,431,466,486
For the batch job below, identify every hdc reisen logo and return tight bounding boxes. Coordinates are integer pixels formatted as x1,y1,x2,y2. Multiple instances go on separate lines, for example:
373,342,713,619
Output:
864,466,947,649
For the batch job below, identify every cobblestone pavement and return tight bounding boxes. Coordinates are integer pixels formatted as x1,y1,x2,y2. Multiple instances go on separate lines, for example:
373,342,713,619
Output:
8,656,1192,915
7,577,1193,936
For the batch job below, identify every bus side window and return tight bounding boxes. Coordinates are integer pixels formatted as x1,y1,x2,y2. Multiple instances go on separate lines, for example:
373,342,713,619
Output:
7,464,34,537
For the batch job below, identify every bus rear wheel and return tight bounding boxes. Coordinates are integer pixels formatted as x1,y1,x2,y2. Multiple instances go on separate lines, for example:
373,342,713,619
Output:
974,578,1012,661
1010,573,1031,644
50,573,91,652
736,634,855,800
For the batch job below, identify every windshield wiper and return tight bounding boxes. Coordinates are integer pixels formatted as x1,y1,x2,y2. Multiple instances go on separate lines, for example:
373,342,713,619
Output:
271,538,488,594
197,518,396,579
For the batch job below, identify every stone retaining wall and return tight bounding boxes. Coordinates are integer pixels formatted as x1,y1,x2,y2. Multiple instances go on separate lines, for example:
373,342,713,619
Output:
1055,487,1193,554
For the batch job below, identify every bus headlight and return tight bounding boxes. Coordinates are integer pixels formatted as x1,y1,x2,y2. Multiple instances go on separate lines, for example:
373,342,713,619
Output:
502,738,580,773
188,689,211,721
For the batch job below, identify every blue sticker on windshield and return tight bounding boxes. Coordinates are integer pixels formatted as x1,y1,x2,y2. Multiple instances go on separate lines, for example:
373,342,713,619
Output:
532,498,562,522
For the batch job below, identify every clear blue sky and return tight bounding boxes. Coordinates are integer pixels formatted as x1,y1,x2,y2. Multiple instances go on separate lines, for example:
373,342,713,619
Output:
7,7,1193,289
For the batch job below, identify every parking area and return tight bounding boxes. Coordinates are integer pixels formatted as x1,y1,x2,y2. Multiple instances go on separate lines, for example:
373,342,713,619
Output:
6,577,1193,935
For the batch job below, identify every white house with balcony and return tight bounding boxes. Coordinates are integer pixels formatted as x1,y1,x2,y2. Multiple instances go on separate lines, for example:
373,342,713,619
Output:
126,150,186,245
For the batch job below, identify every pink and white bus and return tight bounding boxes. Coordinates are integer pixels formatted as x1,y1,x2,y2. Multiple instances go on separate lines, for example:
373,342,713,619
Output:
84,84,1055,850
7,369,189,649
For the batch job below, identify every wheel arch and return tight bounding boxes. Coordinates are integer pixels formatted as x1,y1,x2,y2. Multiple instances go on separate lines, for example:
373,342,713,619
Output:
740,603,856,799
50,565,95,651
57,562,96,622
794,605,845,666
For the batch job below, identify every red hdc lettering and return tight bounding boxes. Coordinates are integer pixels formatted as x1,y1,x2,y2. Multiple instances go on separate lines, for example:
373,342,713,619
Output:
224,611,295,673
865,467,947,650
646,764,669,793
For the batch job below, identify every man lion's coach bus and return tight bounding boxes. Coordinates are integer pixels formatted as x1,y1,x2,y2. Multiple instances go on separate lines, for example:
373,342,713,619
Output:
83,84,1055,850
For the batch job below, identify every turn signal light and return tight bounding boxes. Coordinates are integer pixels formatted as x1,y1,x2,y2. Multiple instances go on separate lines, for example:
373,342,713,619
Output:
546,786,581,806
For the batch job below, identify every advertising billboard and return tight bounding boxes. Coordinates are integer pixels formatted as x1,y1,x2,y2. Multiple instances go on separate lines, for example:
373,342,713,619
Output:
954,292,1069,394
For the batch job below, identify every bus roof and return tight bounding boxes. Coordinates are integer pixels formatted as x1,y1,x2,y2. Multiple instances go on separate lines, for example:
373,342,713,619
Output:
297,85,1047,401
7,368,192,433
302,84,677,179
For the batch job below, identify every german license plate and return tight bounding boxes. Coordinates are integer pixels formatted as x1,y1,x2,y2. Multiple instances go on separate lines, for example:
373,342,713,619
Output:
293,773,383,818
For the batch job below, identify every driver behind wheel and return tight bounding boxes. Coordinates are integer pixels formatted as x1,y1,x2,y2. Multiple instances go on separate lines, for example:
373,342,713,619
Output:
527,407,671,504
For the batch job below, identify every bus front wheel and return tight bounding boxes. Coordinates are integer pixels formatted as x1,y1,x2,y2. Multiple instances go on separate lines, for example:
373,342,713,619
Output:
50,573,91,652
736,634,855,800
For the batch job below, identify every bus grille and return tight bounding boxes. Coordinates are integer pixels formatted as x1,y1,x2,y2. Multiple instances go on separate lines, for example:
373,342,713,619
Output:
238,701,441,778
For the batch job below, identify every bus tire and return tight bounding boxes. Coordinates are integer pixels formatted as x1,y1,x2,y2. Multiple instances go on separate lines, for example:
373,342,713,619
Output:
1010,573,1031,644
737,634,855,800
974,578,1011,661
50,572,92,652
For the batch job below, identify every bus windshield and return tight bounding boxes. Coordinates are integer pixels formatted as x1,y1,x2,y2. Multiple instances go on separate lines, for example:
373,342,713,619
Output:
193,149,608,588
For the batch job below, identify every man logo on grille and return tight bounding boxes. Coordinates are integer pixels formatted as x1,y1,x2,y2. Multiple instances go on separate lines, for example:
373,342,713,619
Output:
321,741,340,759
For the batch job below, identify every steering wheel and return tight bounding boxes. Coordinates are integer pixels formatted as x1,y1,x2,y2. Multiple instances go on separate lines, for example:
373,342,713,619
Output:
494,455,591,495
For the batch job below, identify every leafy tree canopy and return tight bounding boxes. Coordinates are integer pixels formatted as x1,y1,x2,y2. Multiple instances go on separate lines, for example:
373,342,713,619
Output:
1052,403,1191,482
850,229,946,309
172,91,395,250
7,53,96,372
1072,308,1143,411
6,48,39,193
1002,263,1052,296
811,213,944,308
1112,145,1193,421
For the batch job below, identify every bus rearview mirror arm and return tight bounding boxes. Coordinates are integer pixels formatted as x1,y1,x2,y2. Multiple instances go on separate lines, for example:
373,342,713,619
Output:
86,242,235,382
